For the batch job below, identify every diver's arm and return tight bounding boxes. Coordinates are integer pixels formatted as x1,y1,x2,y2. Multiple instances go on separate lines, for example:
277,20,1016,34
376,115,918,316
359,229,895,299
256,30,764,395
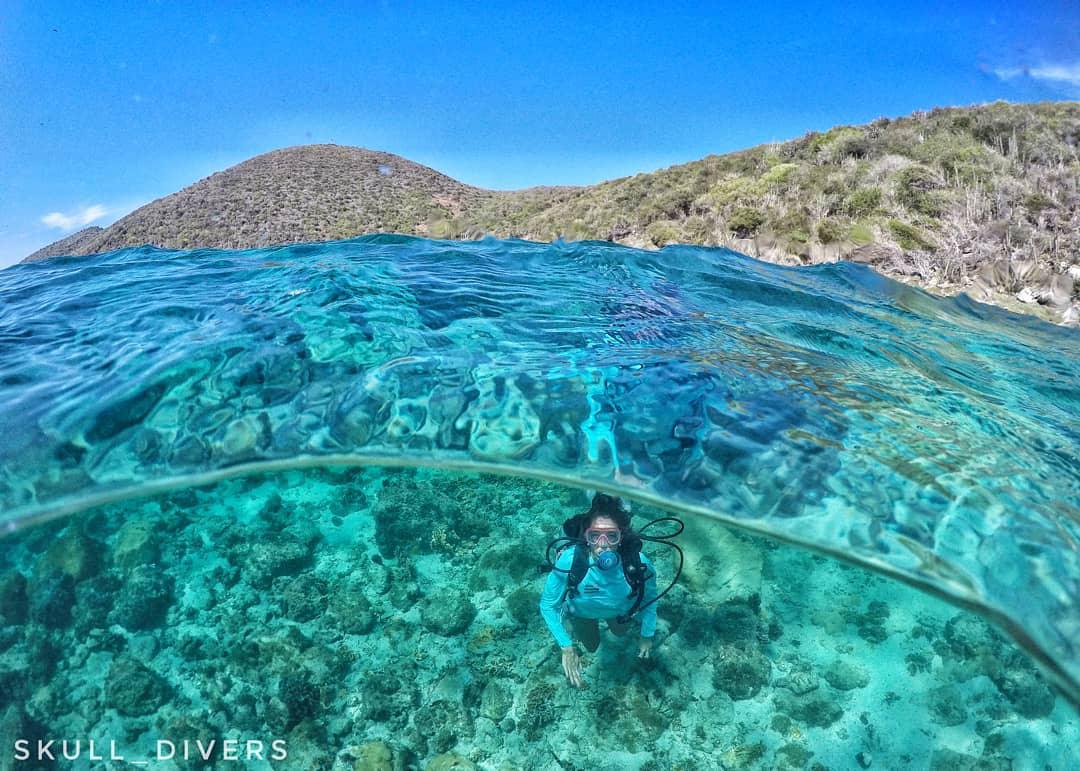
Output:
538,560,574,648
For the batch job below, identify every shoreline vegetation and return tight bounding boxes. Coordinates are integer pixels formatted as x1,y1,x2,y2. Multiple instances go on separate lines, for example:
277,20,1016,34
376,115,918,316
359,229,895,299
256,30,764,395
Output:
25,101,1080,326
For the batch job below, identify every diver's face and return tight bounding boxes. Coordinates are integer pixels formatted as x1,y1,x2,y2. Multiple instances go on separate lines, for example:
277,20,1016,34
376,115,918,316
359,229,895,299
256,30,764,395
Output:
585,515,621,556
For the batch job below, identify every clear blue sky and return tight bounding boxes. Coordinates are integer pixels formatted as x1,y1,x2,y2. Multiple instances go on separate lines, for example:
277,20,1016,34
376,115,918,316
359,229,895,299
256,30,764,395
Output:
1,0,1077,268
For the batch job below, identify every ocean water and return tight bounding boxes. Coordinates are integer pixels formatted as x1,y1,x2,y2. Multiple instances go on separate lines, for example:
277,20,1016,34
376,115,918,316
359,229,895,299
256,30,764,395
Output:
0,235,1077,769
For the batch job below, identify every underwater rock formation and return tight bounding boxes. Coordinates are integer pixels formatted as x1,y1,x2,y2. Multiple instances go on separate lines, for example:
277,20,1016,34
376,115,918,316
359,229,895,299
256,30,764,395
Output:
0,572,28,626
27,573,74,629
329,581,378,634
106,656,171,716
713,644,772,700
108,564,173,630
0,467,1072,769
421,592,477,636
773,690,845,729
823,659,869,691
283,573,329,622
237,536,313,590
112,518,161,571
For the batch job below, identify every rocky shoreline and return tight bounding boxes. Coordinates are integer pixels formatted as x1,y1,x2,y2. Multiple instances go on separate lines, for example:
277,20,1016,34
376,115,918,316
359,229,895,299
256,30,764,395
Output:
713,236,1080,327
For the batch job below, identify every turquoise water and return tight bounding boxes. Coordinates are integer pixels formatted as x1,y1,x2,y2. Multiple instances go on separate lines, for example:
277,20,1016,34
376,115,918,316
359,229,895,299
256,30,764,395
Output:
0,467,1075,770
0,236,1077,767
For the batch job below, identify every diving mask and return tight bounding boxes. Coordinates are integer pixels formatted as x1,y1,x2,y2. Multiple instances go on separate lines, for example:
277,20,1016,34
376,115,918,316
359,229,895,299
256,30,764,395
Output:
584,528,622,548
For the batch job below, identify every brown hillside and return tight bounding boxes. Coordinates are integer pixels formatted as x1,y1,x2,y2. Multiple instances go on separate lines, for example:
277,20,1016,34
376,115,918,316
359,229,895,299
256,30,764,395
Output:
44,146,500,254
25,226,104,262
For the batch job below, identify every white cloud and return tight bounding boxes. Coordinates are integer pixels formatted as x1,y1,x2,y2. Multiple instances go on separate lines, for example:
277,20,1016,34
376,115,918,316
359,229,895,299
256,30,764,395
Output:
992,61,1080,90
992,66,1023,81
40,204,108,231
1029,63,1080,87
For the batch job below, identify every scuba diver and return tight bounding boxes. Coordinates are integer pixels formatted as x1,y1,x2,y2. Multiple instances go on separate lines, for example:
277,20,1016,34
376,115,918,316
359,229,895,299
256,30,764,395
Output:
539,492,684,688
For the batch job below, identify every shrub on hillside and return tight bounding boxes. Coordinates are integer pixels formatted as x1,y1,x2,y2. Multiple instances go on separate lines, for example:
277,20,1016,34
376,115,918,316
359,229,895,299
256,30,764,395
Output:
761,162,799,189
1023,193,1056,213
429,219,462,239
710,177,763,209
843,187,882,217
889,219,936,251
878,122,924,158
656,187,696,219
816,218,846,244
824,128,872,162
938,143,996,185
635,199,668,226
895,165,946,217
562,219,595,241
727,207,766,238
680,215,714,244
1021,123,1074,165
771,208,811,245
970,108,1017,150
849,223,874,246
646,220,681,247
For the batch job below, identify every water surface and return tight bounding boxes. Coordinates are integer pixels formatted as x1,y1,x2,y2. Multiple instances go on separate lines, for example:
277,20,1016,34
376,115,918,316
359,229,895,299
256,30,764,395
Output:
0,235,1077,709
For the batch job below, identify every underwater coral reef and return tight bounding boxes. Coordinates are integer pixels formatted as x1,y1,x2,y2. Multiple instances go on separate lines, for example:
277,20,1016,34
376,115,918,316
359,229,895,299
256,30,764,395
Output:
0,467,1074,770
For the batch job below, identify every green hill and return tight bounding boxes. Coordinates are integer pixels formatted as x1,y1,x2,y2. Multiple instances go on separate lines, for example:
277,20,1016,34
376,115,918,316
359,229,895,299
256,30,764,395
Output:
25,101,1080,324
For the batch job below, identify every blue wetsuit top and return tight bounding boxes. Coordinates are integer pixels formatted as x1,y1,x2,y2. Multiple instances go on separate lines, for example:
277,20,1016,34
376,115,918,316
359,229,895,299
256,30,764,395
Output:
538,547,658,648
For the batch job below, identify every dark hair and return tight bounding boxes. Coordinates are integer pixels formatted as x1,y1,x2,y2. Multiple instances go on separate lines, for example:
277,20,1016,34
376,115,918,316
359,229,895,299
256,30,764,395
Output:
586,493,631,529
562,492,632,540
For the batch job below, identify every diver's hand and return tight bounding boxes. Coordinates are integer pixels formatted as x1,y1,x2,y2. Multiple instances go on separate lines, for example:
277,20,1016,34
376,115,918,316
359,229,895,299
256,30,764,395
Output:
561,646,584,688
638,637,653,658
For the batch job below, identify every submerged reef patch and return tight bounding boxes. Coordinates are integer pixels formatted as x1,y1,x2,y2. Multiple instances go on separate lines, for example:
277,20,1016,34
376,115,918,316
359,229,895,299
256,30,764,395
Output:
0,466,1073,770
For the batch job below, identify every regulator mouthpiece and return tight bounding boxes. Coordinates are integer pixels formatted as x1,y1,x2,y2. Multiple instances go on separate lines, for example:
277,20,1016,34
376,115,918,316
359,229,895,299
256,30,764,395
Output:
596,550,619,570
